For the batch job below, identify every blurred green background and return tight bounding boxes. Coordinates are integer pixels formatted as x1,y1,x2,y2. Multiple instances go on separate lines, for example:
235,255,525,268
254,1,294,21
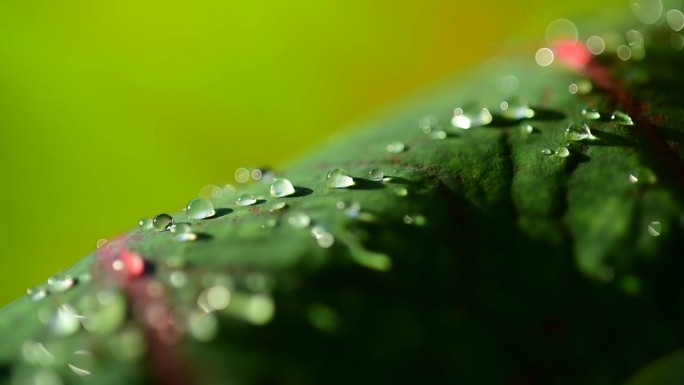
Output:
0,0,624,305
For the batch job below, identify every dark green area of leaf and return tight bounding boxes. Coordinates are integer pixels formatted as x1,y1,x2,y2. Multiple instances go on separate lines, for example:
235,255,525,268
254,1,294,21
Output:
1,13,684,385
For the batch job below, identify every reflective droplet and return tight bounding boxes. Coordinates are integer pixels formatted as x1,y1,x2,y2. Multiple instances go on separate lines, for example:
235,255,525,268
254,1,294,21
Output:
198,285,231,312
565,122,596,141
287,212,311,228
153,213,175,232
236,193,257,206
50,304,81,336
27,287,48,302
545,18,579,44
403,214,427,226
47,275,77,293
555,147,570,158
667,9,684,31
499,97,534,120
386,142,406,154
171,222,192,234
428,130,447,139
138,218,153,230
451,104,493,129
629,167,657,184
393,186,408,197
24,369,63,385
520,124,534,134
626,29,645,48
251,168,263,181
586,35,606,55
270,178,295,198
234,167,250,183
617,45,632,60
541,149,553,155
268,201,287,212
630,0,663,24
611,110,634,125
581,108,601,120
188,311,219,342
568,83,579,94
369,168,384,181
326,168,355,189
648,221,662,236
175,232,198,242
535,48,554,66
311,226,335,248
68,350,95,377
186,198,216,220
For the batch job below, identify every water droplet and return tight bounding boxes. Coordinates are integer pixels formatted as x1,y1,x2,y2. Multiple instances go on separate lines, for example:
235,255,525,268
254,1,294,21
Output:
326,168,355,188
186,198,216,220
270,178,295,198
428,130,447,139
268,201,287,212
629,166,657,184
403,214,427,226
541,148,553,155
499,97,535,120
243,294,275,325
138,218,153,230
27,287,48,302
175,232,198,242
47,275,77,293
648,221,662,236
630,0,663,24
418,115,438,132
667,9,684,31
617,45,632,60
568,83,579,94
611,110,634,125
586,35,606,55
545,18,579,44
451,104,493,129
393,186,408,197
520,124,534,134
198,285,231,312
670,33,684,50
170,222,191,234
251,168,263,181
50,304,81,336
369,168,384,181
68,350,95,377
565,122,596,141
153,213,175,232
95,239,108,249
311,226,335,248
535,47,555,66
581,108,601,120
234,167,250,183
287,212,311,228
169,271,188,288
555,147,570,158
236,193,257,206
386,142,406,154
188,311,219,342
626,29,645,48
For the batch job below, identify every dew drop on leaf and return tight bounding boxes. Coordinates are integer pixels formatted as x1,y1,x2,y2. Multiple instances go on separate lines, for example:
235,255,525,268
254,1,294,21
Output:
50,304,80,337
175,232,198,242
270,178,295,198
499,97,535,120
451,103,493,129
386,142,406,154
186,198,216,220
311,225,335,248
581,108,601,120
234,167,250,183
629,166,657,184
520,124,534,134
171,222,192,234
47,275,77,293
565,122,596,141
326,168,354,189
541,149,553,155
287,212,311,228
236,193,257,206
369,168,384,181
27,287,48,302
611,110,635,125
152,213,175,232
555,147,570,158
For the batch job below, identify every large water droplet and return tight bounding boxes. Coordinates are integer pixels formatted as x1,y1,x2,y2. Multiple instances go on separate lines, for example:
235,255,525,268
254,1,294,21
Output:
499,97,535,120
535,48,555,66
386,142,406,154
612,110,634,125
555,147,570,158
565,122,596,141
369,168,384,181
153,214,175,232
581,108,601,120
630,0,663,24
648,221,662,236
236,193,257,206
50,304,81,336
287,212,311,228
270,178,295,198
667,9,684,31
326,168,355,188
451,104,493,129
186,198,216,220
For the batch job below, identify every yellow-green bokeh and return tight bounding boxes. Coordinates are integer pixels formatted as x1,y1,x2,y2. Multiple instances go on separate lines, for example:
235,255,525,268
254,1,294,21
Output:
0,0,624,305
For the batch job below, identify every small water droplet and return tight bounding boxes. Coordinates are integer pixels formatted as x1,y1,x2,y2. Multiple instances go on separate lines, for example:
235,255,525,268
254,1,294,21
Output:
555,147,570,158
27,287,48,302
452,104,493,129
629,166,657,184
175,232,198,242
403,214,427,226
630,0,663,24
50,304,81,336
428,130,447,139
581,108,601,120
586,35,606,55
565,122,596,141
153,213,175,232
287,212,311,228
68,350,95,377
326,168,355,188
311,226,335,248
369,168,384,181
611,110,634,125
568,83,579,94
499,97,535,120
251,168,263,181
47,275,77,293
626,29,645,48
270,178,296,198
617,45,632,60
386,142,406,154
170,222,191,234
667,9,684,31
236,193,257,206
186,198,216,220
541,148,553,155
138,218,153,230
535,47,555,66
520,124,534,134
648,221,662,236
418,115,438,132
234,167,250,183
394,186,408,197
198,285,231,312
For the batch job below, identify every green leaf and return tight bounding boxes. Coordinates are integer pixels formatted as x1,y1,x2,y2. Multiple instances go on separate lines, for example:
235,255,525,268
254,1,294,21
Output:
2,8,684,385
